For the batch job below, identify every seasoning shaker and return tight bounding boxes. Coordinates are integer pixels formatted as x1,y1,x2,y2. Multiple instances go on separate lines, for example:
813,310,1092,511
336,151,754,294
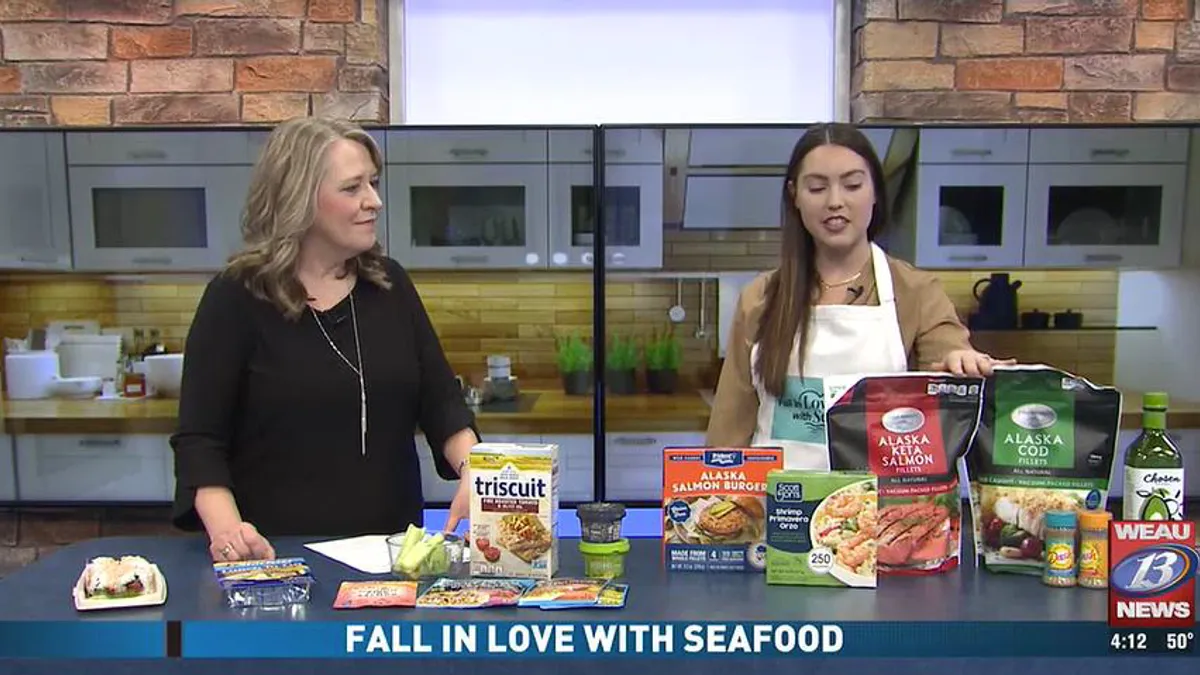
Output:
1077,509,1112,589
576,502,627,543
1042,509,1078,588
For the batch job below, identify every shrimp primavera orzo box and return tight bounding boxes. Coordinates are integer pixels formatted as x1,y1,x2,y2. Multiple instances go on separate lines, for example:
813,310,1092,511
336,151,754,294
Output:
766,470,878,588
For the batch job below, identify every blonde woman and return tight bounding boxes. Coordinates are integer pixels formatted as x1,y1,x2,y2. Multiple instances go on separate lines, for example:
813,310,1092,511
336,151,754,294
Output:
170,117,478,562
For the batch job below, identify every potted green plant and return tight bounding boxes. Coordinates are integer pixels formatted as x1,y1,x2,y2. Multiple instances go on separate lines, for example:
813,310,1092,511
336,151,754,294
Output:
554,332,592,396
643,328,682,394
605,333,639,395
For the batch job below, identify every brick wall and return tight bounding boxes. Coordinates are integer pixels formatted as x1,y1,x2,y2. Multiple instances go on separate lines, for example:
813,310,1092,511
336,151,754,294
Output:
0,0,388,125
851,0,1200,122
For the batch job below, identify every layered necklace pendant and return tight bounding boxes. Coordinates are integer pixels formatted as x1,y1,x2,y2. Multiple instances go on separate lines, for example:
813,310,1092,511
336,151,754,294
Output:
312,292,368,457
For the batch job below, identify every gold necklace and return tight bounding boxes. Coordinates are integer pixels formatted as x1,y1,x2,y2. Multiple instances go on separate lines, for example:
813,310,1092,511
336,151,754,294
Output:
818,271,862,290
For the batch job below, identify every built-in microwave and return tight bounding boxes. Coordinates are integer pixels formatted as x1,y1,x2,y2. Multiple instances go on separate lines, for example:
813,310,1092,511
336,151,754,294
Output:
65,131,262,272
384,130,551,269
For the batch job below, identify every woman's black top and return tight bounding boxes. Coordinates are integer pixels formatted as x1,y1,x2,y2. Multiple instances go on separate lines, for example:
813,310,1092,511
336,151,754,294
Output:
169,258,476,538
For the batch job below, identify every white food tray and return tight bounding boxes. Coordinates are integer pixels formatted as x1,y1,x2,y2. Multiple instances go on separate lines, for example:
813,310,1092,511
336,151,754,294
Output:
72,564,168,611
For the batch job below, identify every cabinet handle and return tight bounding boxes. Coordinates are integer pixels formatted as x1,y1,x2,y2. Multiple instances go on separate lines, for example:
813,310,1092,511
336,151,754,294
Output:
1090,148,1130,158
131,256,173,265
1084,254,1123,263
448,148,489,158
449,255,489,264
127,150,167,160
613,437,657,446
583,148,628,158
950,149,993,157
948,254,988,262
18,255,58,264
77,438,121,448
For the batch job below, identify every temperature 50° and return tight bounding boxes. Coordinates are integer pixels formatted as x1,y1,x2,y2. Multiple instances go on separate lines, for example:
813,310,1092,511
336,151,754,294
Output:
1167,632,1194,651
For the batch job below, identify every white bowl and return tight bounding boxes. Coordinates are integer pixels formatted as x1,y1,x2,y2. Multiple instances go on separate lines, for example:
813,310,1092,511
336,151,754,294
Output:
144,353,184,398
51,376,102,399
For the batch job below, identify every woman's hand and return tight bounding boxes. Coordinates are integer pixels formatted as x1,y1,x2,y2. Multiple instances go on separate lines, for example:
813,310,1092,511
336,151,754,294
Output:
444,469,470,534
209,521,275,562
933,350,1016,377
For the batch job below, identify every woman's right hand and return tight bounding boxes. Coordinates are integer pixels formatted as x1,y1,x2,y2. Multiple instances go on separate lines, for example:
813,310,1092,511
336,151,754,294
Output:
209,521,275,562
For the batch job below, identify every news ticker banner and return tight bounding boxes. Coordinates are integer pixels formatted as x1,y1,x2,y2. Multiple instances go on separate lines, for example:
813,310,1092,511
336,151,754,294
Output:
0,621,1196,659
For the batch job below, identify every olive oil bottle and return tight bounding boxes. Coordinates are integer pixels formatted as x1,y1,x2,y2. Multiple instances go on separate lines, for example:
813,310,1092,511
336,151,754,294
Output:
1122,392,1185,521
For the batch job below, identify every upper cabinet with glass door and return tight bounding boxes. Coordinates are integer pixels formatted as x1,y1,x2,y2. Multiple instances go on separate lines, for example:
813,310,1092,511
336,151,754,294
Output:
1023,128,1189,269
384,130,550,270
910,128,1030,269
0,132,72,271
548,129,664,270
65,131,261,272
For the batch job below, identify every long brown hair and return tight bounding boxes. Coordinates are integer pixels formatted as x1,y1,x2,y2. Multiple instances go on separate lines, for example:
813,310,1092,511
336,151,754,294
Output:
754,123,891,398
224,117,392,320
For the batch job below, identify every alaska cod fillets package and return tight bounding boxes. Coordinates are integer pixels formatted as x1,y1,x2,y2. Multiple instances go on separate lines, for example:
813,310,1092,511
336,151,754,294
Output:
824,373,985,576
966,365,1122,575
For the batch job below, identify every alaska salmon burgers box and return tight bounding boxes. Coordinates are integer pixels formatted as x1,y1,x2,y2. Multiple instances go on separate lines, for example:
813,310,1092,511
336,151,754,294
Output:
662,447,784,573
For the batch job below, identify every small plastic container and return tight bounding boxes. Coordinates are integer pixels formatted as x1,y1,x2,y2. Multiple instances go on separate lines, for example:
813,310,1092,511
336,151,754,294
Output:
576,502,627,543
579,539,630,579
214,557,314,609
387,531,466,580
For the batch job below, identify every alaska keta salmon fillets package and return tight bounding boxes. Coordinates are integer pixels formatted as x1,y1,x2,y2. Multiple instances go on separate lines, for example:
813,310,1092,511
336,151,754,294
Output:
824,373,985,576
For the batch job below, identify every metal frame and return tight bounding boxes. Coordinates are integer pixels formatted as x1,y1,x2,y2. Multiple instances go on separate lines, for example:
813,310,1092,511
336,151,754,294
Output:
387,0,853,125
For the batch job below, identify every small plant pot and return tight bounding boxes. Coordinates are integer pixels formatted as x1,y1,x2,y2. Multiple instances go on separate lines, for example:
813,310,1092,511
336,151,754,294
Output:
645,368,678,395
606,368,638,395
561,370,591,396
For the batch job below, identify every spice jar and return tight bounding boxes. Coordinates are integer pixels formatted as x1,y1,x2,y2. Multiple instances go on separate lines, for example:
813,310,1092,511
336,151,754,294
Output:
1077,509,1112,589
1042,509,1078,588
576,502,626,543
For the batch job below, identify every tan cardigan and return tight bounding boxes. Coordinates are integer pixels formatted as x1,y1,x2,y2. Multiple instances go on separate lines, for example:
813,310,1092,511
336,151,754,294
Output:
705,253,973,447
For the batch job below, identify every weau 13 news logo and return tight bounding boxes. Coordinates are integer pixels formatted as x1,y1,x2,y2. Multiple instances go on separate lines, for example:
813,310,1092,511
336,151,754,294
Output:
1108,520,1197,629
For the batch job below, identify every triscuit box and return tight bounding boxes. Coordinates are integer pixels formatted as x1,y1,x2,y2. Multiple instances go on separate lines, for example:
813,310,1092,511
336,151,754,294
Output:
469,442,559,580
766,470,878,588
662,447,783,573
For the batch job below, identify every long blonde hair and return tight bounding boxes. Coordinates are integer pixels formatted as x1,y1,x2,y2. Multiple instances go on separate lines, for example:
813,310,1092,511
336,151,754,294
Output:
225,116,392,320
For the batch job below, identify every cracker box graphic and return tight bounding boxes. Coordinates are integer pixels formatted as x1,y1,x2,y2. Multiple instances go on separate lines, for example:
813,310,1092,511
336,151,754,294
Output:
1108,520,1197,629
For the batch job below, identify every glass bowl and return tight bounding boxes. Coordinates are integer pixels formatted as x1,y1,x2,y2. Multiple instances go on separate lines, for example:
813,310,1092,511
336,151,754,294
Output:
386,531,466,580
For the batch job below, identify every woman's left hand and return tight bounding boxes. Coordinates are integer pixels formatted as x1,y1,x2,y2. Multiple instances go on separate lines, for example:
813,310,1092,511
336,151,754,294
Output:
444,470,470,534
934,349,1015,377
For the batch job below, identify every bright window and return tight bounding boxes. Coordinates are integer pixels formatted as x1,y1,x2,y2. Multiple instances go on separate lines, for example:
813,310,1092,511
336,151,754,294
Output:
393,0,846,125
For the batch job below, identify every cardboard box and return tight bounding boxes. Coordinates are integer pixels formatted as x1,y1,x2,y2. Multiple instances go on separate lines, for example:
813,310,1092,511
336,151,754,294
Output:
468,442,559,579
662,446,783,573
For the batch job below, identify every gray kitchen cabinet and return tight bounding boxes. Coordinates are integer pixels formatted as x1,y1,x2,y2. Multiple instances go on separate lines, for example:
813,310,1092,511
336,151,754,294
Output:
416,432,593,504
0,132,72,270
13,434,173,503
894,127,1190,270
0,435,15,502
1022,128,1189,269
415,433,541,503
538,433,595,503
604,431,705,502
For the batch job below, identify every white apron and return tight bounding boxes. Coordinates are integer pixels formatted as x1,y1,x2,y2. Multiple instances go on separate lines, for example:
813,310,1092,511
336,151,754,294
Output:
750,243,908,470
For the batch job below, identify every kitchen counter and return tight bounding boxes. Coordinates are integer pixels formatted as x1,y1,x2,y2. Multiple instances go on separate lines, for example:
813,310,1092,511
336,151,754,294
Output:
0,535,1194,672
0,390,713,436
3,387,1199,436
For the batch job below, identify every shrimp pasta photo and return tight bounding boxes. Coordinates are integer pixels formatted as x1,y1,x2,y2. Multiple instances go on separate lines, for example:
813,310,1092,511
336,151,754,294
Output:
765,470,878,588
